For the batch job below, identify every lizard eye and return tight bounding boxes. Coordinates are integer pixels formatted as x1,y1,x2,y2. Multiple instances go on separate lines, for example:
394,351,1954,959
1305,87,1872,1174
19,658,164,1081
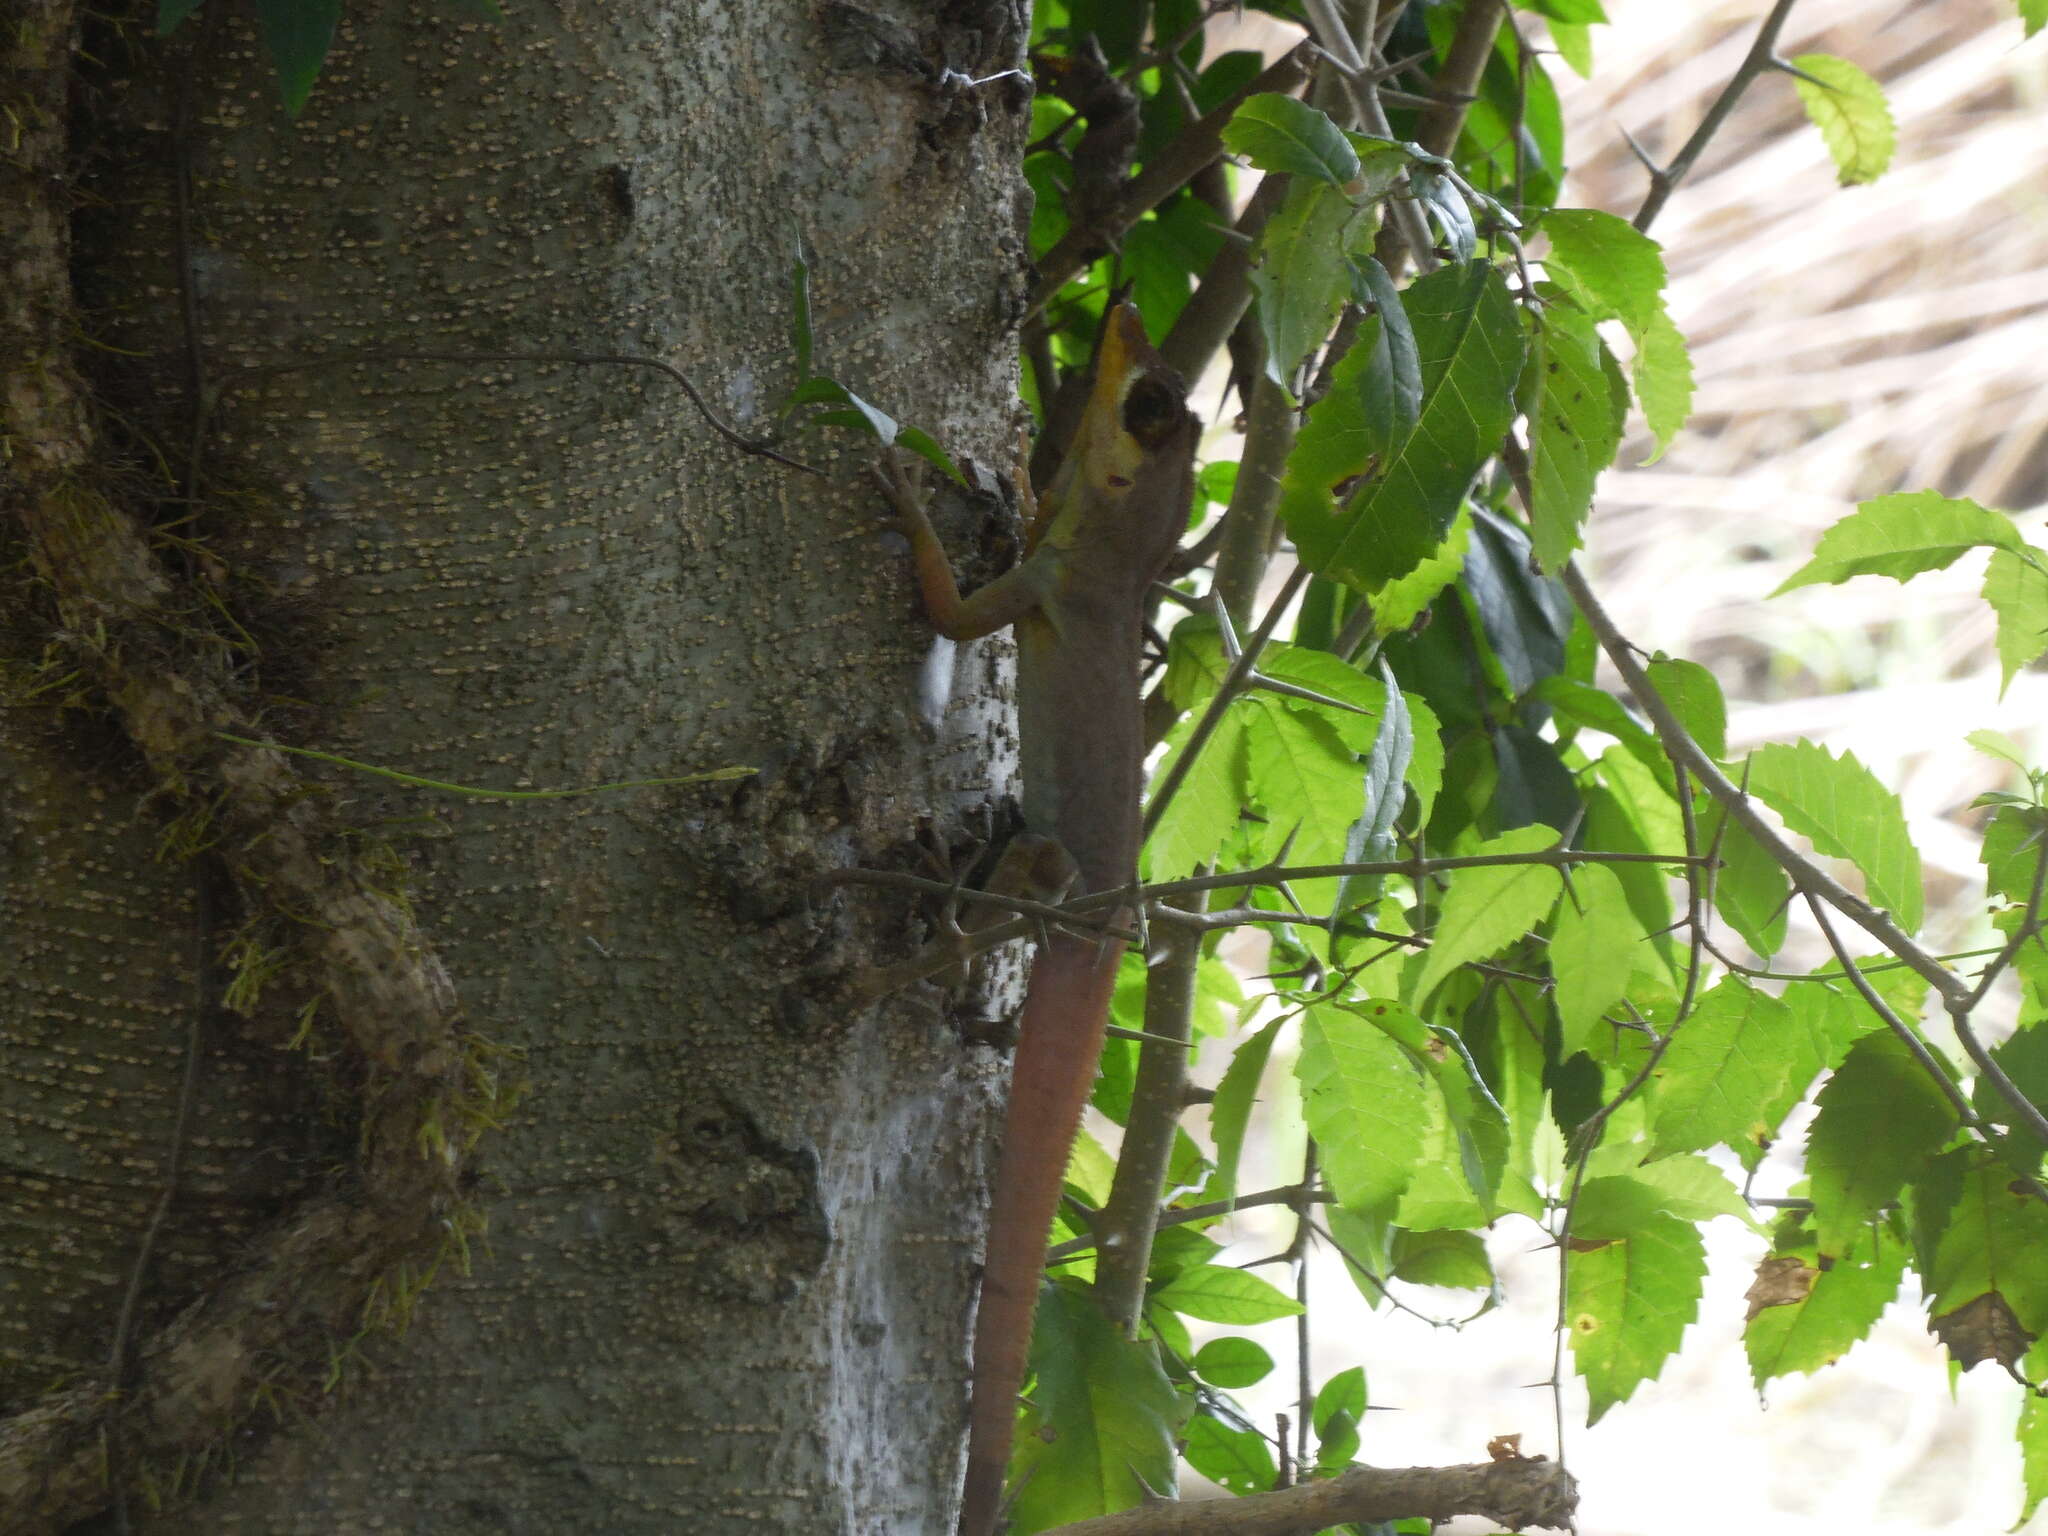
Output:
1122,374,1187,448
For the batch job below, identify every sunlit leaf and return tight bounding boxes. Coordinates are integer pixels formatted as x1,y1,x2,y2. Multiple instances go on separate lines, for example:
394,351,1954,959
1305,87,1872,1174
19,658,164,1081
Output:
1412,824,1562,1002
1746,739,1924,933
1773,491,2023,593
1789,52,1896,186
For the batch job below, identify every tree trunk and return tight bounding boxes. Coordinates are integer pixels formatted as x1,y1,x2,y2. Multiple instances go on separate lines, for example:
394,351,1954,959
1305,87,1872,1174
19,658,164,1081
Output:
2,2,1032,1530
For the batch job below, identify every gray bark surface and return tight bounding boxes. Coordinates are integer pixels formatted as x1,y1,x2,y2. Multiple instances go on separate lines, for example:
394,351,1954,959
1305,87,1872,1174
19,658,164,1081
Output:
2,2,1032,1530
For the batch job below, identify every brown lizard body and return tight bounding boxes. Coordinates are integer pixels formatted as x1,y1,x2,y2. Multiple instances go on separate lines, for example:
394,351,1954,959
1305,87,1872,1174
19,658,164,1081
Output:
876,305,1197,1536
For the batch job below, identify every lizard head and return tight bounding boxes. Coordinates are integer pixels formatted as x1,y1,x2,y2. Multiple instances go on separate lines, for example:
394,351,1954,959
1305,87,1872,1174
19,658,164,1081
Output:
1036,303,1198,558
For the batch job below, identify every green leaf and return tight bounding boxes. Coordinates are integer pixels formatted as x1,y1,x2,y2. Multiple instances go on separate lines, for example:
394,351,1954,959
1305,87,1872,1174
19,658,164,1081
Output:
1180,1412,1276,1496
1272,304,1407,533
1222,93,1360,186
1351,254,1423,445
1542,210,1691,453
1298,1003,1431,1210
1151,1264,1305,1324
1524,299,1625,571
1789,53,1897,186
1619,1152,1761,1229
1971,1021,2048,1155
1550,863,1644,1059
1191,1336,1274,1389
1284,262,1526,590
2025,0,2048,39
157,0,206,32
1806,1030,1956,1257
1371,505,1470,635
1985,547,2048,694
1541,209,1668,335
790,242,815,380
1925,1154,2048,1338
1144,703,1251,880
2025,1388,2048,1531
1550,20,1595,76
1246,702,1367,866
1010,1286,1179,1531
1968,727,2031,772
1519,0,1608,19
1645,657,1726,763
1391,1228,1495,1289
1773,491,2024,594
1202,1020,1281,1207
256,0,341,115
1566,1179,1707,1423
1702,799,1792,958
1746,739,1924,933
1250,181,1358,387
1313,1365,1366,1469
1332,661,1410,921
1745,1224,1907,1387
1412,824,1563,1002
1647,977,1802,1161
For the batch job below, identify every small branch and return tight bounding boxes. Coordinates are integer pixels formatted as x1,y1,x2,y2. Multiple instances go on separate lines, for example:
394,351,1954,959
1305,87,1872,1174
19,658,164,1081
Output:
1798,895,1981,1128
1631,0,1803,233
1092,892,1204,1330
1029,42,1316,314
1561,562,1965,1007
1045,1184,1332,1264
1043,1456,1576,1535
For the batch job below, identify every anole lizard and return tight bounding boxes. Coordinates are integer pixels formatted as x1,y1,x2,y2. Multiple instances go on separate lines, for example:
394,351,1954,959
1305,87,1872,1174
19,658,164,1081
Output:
874,304,1198,1536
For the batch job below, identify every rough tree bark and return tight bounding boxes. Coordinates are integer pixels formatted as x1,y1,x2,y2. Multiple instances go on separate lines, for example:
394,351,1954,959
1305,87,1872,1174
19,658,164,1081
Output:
2,2,1035,1530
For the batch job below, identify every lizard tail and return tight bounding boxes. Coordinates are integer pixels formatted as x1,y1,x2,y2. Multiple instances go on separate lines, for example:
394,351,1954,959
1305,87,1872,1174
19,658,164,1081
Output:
958,931,1126,1536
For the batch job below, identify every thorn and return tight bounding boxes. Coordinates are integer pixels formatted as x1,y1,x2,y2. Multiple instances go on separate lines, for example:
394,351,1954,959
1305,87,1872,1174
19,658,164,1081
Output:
1769,55,1831,90
1616,121,1663,177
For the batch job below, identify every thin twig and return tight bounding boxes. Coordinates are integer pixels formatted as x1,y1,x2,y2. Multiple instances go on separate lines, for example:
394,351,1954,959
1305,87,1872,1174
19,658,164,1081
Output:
1632,0,1803,233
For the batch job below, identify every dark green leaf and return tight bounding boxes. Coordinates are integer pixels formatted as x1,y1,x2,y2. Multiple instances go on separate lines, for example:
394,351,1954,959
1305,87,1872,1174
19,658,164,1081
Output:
157,0,206,33
256,0,341,115
1463,509,1572,697
1350,255,1423,444
1222,93,1361,186
790,242,815,381
1807,1030,1956,1257
1010,1286,1180,1530
893,425,968,486
1181,1411,1277,1496
1191,1336,1274,1389
1286,263,1525,590
1250,181,1361,387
